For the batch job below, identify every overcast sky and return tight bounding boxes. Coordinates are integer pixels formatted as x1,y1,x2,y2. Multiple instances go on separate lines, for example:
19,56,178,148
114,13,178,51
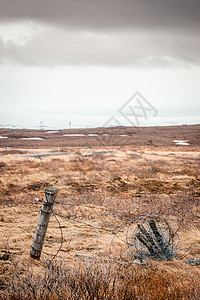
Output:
0,0,199,129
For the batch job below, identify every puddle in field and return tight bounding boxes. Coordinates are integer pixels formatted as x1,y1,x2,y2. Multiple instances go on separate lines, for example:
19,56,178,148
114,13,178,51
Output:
63,134,86,137
21,137,44,140
0,136,8,139
47,131,59,134
63,134,98,137
173,140,190,145
87,134,98,136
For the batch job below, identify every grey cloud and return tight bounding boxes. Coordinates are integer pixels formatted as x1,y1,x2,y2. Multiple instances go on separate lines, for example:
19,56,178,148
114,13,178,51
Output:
0,0,199,67
0,28,199,66
0,0,199,31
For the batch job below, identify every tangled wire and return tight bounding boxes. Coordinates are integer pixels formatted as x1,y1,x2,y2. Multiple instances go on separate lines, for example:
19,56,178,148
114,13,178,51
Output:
125,214,178,261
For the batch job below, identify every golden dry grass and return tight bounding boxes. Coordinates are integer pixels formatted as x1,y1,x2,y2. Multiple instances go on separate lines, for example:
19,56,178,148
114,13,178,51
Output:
0,144,200,299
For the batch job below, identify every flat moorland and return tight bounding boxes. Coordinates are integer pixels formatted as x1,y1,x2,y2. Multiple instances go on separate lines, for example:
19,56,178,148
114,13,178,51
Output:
0,125,200,299
0,124,200,149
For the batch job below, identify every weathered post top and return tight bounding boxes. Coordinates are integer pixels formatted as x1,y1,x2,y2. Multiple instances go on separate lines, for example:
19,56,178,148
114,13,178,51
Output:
44,186,58,205
45,186,58,195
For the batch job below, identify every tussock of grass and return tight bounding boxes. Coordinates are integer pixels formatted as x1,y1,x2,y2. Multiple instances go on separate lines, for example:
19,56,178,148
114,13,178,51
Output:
2,259,200,300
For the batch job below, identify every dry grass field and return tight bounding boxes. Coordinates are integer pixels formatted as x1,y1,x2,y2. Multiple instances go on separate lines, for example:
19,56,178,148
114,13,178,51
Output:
0,125,200,299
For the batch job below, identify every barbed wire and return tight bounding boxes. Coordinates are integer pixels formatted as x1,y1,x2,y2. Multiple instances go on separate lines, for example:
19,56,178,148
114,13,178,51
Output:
40,207,200,266
54,211,122,233
50,210,64,261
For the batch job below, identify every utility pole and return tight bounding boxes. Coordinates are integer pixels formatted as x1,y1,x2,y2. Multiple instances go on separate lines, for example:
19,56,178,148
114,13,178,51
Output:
40,121,44,130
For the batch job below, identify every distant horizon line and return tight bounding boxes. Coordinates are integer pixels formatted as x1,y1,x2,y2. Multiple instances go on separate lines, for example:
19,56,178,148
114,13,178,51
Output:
0,123,200,131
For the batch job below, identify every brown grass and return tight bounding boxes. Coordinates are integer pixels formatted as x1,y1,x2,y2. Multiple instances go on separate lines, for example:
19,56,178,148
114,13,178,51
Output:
2,259,200,299
0,141,200,299
0,124,200,148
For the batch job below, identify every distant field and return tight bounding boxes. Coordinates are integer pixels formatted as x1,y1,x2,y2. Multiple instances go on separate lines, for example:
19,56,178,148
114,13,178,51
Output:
0,124,200,149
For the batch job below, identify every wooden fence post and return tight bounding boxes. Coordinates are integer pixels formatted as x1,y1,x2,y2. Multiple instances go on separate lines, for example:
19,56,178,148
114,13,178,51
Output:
30,186,58,259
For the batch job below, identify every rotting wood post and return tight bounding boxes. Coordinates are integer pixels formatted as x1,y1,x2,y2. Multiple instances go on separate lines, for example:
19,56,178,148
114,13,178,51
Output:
137,224,162,258
30,186,58,259
148,218,171,259
136,233,155,256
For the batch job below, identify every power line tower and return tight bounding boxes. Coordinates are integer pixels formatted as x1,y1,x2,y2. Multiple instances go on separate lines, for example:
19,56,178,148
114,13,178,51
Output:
40,121,44,130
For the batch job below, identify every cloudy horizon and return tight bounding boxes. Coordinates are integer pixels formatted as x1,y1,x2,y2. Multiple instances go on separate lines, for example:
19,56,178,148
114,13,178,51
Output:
0,0,199,129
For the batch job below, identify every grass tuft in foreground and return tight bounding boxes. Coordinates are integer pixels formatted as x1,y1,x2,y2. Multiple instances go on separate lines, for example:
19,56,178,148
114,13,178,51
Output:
1,258,200,300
